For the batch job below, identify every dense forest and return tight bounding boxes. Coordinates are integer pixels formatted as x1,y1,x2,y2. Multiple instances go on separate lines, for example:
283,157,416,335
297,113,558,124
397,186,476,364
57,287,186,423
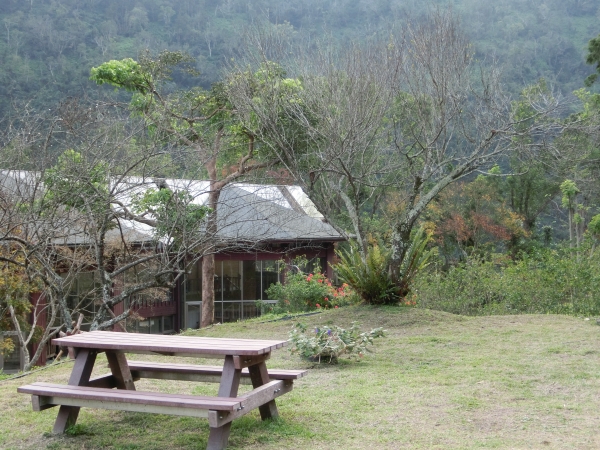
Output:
0,0,598,116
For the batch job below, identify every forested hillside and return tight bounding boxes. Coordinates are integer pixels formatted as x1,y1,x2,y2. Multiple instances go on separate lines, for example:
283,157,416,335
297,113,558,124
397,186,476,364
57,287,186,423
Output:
0,0,598,116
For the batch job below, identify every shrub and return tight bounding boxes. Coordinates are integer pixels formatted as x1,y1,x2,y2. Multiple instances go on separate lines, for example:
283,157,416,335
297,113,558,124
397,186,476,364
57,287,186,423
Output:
413,246,600,316
333,243,397,305
288,321,385,363
333,228,432,304
265,271,359,313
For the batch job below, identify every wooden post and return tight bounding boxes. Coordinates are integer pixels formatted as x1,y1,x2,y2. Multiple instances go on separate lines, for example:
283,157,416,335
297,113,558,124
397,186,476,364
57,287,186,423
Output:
248,361,279,420
206,355,242,450
106,351,136,390
53,349,97,434
0,334,4,371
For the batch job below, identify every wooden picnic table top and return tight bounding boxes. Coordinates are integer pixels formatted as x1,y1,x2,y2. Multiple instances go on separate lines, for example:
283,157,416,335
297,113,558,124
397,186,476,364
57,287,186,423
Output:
52,331,287,356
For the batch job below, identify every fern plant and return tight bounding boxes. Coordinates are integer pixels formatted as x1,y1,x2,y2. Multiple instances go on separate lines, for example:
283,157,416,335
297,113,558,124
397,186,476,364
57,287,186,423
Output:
333,227,433,304
333,243,397,305
397,227,434,297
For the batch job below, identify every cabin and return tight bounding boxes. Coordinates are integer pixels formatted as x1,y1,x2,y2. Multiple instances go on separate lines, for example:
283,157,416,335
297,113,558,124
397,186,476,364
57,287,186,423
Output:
112,180,344,333
0,174,344,372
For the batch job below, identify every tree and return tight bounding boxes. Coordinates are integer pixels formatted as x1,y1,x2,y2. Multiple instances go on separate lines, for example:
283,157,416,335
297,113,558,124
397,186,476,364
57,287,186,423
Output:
90,52,278,326
585,32,600,87
227,10,562,298
0,98,210,369
228,28,402,259
424,175,529,261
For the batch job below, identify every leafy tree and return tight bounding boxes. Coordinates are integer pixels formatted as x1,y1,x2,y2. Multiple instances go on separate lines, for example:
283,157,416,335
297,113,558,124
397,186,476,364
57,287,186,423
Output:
425,176,529,261
585,33,600,87
91,51,278,326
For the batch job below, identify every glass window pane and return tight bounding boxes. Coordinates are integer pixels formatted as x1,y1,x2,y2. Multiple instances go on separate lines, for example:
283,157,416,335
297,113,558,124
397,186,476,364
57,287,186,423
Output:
262,260,280,300
137,320,149,333
222,302,241,322
222,261,242,300
186,304,201,330
215,301,223,323
243,261,259,301
136,318,161,334
243,302,259,319
185,260,202,302
3,336,21,371
163,315,175,332
214,261,223,302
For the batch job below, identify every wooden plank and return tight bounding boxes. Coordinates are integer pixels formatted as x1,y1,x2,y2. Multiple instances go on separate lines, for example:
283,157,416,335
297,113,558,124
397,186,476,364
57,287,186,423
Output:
208,380,293,428
232,353,270,370
53,349,97,434
207,356,241,450
127,361,307,382
106,351,136,390
87,373,141,389
87,374,118,389
32,395,56,411
42,396,211,419
53,331,286,347
52,331,287,356
249,362,279,420
18,383,242,410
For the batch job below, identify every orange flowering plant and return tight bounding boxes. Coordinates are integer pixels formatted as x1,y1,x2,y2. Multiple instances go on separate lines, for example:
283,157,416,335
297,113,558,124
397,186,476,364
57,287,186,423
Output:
265,271,358,313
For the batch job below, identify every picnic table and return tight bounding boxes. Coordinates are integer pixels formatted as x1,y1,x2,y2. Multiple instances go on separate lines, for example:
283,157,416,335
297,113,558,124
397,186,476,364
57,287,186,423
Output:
18,331,306,450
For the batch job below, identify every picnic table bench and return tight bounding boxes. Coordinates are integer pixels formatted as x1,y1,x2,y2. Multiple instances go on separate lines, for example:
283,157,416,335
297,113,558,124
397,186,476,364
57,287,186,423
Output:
18,331,306,450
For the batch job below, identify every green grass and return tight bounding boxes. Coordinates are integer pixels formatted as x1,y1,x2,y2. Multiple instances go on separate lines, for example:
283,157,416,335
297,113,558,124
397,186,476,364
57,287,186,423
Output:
2,306,600,449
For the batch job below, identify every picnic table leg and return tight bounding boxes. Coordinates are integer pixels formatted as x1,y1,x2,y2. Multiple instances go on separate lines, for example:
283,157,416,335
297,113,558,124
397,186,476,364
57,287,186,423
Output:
53,349,97,433
207,355,241,450
248,361,279,420
106,351,136,390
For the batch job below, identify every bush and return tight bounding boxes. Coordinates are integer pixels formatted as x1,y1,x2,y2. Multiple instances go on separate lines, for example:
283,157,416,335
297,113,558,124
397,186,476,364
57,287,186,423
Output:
333,244,398,305
264,271,359,313
413,246,600,316
333,228,433,304
288,321,385,364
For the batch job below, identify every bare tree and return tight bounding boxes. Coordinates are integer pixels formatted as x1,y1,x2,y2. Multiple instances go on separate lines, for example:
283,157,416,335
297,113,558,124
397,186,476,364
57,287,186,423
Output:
0,98,214,368
227,10,562,295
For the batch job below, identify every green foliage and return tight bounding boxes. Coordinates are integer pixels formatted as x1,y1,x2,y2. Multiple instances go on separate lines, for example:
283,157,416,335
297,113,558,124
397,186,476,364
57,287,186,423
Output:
288,321,385,364
131,188,209,243
65,424,93,437
90,58,151,94
585,33,600,86
333,243,397,305
587,214,600,238
0,0,594,119
414,247,600,317
560,179,580,208
43,150,109,217
396,227,435,297
264,270,357,313
334,229,432,304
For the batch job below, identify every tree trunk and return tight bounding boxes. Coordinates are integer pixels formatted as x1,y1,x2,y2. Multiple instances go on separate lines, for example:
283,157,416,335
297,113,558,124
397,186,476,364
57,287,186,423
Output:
201,253,215,327
389,220,413,285
201,158,221,328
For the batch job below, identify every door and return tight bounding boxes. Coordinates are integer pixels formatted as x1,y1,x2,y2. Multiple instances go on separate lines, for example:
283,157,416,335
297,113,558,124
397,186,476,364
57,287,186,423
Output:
185,301,202,330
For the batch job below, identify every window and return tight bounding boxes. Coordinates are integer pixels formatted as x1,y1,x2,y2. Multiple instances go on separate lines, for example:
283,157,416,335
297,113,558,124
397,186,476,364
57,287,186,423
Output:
184,259,202,302
261,260,281,300
127,315,175,334
64,271,102,331
183,259,283,324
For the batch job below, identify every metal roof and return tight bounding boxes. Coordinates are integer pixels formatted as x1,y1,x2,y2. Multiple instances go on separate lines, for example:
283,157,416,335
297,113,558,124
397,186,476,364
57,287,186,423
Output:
0,171,344,245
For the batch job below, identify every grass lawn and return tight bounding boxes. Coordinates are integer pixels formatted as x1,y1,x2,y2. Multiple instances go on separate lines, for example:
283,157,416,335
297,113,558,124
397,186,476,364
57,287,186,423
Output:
2,306,600,449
